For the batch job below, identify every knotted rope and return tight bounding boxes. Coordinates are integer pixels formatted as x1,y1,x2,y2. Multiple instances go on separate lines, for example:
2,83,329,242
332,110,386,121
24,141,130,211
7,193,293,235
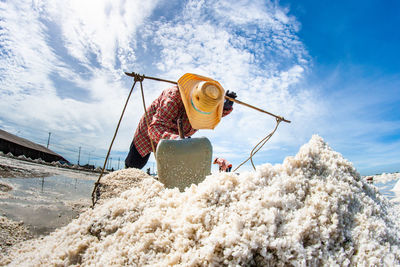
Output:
91,71,291,206
233,117,282,172
91,73,156,207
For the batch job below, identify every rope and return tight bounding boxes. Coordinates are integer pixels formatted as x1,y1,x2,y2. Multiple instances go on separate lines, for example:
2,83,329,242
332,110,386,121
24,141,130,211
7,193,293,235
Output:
90,74,142,207
233,118,282,172
139,80,157,158
90,71,291,206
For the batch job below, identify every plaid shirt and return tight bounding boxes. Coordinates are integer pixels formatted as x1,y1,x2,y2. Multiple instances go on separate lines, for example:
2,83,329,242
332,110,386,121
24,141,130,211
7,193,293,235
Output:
134,86,232,157
214,158,232,171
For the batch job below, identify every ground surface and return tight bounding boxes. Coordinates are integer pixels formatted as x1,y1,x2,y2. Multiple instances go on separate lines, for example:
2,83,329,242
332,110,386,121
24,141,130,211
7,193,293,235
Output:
0,155,99,259
0,163,52,178
0,154,100,179
0,145,400,265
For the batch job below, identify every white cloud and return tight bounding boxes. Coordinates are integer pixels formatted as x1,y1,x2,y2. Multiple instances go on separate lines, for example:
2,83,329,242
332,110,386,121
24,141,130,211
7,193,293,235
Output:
0,0,317,169
133,0,316,171
0,0,161,163
37,0,159,72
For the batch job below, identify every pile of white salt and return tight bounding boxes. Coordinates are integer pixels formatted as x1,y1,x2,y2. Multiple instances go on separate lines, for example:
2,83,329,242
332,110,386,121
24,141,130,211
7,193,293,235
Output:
2,135,400,266
371,172,400,183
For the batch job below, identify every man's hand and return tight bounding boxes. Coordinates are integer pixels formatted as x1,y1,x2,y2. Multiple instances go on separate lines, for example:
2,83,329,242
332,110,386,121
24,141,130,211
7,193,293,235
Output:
224,90,237,110
226,90,237,99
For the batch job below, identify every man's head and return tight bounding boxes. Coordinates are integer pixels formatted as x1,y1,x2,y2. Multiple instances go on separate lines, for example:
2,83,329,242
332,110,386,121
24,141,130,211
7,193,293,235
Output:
178,73,225,129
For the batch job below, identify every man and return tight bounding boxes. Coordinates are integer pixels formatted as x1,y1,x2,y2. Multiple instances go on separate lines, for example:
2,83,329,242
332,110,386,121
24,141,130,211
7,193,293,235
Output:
125,73,237,169
213,157,233,172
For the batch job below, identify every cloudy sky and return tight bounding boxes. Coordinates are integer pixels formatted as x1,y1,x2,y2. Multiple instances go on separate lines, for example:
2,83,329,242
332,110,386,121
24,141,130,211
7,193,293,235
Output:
1,0,399,175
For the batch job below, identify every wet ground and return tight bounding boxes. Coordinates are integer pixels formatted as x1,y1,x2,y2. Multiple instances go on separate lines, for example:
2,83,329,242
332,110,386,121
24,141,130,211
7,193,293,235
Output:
0,163,52,178
0,176,95,236
0,154,98,251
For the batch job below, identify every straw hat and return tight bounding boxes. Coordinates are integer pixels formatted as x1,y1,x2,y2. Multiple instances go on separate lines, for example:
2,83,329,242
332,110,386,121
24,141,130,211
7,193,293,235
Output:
178,73,225,129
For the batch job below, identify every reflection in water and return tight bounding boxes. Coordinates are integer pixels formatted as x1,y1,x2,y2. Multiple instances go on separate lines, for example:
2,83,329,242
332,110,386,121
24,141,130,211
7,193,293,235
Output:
0,176,95,203
0,175,96,236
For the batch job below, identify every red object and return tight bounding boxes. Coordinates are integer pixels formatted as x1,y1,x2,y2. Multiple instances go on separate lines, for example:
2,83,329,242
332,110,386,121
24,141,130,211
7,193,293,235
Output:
213,157,232,172
133,86,232,157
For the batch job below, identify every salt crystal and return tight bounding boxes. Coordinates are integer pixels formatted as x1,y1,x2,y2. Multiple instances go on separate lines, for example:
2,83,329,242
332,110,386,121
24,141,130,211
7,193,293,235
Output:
2,135,400,266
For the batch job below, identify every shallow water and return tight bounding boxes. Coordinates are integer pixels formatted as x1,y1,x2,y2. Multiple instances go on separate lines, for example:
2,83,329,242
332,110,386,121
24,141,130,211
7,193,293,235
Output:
0,176,95,236
0,175,94,202
375,179,398,200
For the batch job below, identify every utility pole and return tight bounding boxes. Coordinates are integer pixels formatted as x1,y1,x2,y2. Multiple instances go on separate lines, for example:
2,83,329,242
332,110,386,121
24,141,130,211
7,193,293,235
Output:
88,152,91,165
46,132,51,148
118,157,120,170
78,146,81,165
110,157,113,170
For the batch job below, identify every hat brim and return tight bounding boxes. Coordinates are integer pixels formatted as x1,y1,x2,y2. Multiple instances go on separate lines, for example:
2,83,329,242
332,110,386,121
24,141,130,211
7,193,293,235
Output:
178,73,224,130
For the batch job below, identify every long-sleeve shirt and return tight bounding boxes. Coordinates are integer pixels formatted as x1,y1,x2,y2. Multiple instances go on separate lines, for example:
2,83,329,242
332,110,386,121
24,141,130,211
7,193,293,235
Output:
214,158,232,172
133,86,232,157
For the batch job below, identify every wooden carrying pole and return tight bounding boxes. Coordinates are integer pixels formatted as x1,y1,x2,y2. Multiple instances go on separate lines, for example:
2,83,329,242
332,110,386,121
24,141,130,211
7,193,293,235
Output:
224,96,290,123
124,72,291,123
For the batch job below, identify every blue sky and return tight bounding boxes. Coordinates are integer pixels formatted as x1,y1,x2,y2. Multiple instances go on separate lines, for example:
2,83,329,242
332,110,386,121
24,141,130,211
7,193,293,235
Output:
0,0,399,175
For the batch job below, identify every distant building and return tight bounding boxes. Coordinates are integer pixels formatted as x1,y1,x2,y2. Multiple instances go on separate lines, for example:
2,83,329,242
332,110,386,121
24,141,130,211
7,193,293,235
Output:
0,129,68,163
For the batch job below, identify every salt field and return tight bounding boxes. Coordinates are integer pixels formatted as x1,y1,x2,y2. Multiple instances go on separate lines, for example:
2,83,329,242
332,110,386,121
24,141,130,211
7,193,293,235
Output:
1,0,399,265
1,135,400,266
0,176,94,236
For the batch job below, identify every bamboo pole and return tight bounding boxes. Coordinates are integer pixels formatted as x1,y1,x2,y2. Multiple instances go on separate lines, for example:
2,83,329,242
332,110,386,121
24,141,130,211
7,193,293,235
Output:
124,72,291,123
224,96,290,123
